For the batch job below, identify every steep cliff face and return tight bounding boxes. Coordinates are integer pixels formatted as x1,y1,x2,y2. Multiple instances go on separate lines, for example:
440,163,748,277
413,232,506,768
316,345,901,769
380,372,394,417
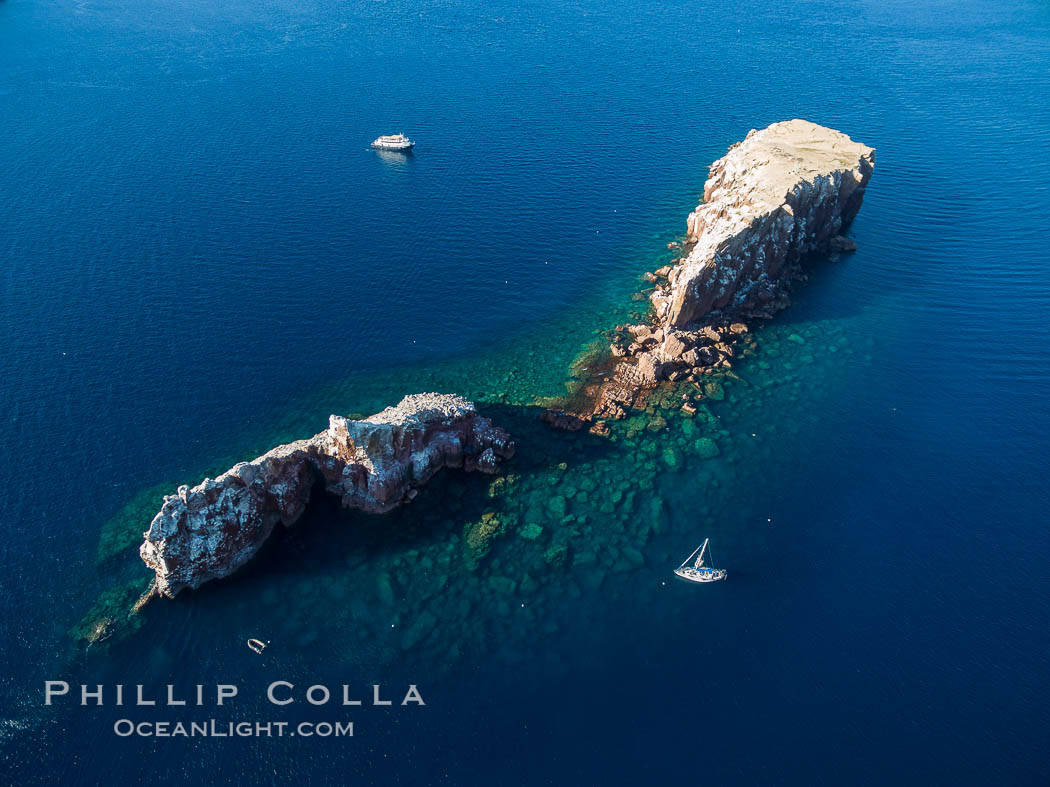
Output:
140,394,514,597
560,120,874,423
651,119,875,328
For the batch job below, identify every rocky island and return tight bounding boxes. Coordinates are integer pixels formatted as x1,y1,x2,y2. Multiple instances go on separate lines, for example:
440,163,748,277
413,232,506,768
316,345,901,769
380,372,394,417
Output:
134,120,871,603
140,394,514,597
562,119,875,423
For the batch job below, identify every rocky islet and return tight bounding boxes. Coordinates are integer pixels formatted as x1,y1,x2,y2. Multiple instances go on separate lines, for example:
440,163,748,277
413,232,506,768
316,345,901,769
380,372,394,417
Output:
562,119,874,426
94,120,872,645
139,393,514,598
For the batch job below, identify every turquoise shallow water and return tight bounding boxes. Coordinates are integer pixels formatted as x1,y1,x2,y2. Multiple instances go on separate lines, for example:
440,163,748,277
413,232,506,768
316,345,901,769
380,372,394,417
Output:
2,0,1050,783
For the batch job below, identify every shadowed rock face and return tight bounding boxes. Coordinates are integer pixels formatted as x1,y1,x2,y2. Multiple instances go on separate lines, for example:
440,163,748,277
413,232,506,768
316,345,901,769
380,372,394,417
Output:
140,394,514,597
652,119,875,327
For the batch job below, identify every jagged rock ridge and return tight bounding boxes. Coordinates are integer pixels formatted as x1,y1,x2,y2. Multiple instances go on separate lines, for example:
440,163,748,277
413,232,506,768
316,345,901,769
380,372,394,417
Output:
140,393,514,597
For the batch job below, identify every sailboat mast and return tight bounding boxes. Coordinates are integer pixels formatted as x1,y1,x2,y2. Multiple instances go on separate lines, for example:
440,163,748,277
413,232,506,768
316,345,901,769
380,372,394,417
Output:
694,538,709,568
678,541,705,569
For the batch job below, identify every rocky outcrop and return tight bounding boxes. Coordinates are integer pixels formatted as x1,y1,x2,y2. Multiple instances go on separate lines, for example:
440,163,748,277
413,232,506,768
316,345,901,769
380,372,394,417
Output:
140,394,514,597
653,119,874,327
556,120,874,425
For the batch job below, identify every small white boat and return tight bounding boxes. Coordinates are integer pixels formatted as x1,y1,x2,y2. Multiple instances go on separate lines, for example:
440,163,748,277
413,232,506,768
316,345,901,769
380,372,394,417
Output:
371,133,415,151
674,538,726,583
247,638,268,654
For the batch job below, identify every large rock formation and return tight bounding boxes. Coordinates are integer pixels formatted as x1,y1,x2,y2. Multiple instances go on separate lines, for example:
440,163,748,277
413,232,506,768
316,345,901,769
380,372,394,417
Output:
556,120,874,423
140,394,514,597
653,119,875,327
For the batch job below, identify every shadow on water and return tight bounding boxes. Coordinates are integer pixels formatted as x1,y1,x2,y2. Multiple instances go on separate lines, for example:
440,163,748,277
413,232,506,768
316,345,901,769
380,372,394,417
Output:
760,251,873,327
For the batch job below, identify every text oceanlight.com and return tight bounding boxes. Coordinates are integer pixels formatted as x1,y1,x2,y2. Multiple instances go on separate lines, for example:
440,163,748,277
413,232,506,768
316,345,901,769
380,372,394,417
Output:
113,720,355,738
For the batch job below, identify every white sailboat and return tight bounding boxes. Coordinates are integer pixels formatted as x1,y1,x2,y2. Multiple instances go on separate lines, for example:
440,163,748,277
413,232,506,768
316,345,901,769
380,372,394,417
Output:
674,538,726,583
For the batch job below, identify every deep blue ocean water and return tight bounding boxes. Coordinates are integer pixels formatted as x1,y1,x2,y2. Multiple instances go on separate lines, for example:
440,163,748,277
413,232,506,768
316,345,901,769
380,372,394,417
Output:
2,0,1050,783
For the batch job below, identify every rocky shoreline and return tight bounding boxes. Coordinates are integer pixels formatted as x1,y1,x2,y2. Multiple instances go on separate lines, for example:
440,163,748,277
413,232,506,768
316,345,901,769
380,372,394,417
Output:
545,119,875,429
140,394,514,598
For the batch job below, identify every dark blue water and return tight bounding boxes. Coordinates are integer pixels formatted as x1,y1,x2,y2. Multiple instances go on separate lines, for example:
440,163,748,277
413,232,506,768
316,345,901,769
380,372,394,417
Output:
2,0,1049,783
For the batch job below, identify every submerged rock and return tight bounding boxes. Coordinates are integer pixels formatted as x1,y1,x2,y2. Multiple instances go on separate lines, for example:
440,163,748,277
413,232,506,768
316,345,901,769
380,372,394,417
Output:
647,415,668,432
141,393,514,597
695,438,721,460
487,474,517,499
377,573,397,606
464,512,506,570
488,576,517,595
621,547,646,569
547,495,567,518
703,380,725,401
401,610,438,650
96,481,178,565
520,522,544,541
543,543,569,570
69,578,152,650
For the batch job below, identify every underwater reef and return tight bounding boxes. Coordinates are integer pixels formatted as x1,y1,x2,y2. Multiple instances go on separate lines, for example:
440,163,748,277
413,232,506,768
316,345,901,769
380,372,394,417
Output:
140,394,514,597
